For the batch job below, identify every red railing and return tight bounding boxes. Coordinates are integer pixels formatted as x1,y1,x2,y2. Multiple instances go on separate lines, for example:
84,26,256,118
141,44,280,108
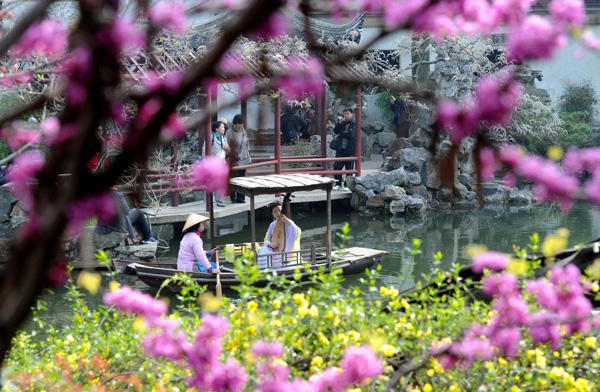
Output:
124,84,363,207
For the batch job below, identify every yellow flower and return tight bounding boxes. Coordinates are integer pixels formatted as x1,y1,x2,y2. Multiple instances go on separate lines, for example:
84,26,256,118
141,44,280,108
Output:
510,386,521,392
311,356,324,368
574,378,590,391
298,306,309,317
246,326,256,335
76,271,102,295
426,369,435,377
308,305,319,318
542,229,570,257
585,336,596,348
547,145,564,161
109,280,120,292
272,299,281,308
273,320,282,327
449,386,459,392
247,301,258,311
401,298,410,310
380,286,390,297
507,259,528,276
381,344,396,357
134,316,147,332
423,384,433,392
293,293,305,305
198,293,221,312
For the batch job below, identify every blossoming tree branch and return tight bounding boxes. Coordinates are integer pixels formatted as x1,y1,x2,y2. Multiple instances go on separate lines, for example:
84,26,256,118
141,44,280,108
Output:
0,0,600,385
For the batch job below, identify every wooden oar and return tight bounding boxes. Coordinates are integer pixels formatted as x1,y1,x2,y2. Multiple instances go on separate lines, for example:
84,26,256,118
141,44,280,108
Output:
215,249,222,301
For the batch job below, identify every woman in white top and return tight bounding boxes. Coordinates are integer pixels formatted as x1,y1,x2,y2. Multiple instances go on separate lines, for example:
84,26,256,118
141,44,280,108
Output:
210,120,230,207
257,201,302,269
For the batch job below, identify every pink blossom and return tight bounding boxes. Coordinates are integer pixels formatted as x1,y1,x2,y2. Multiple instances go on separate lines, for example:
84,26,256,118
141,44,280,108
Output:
161,113,187,140
479,147,497,181
40,117,60,138
450,338,494,367
274,56,325,100
46,123,79,145
471,251,508,273
437,98,480,143
475,73,521,127
383,0,429,30
251,11,290,39
482,273,518,296
207,359,248,392
0,72,33,87
491,0,537,26
1,127,41,150
148,1,187,33
142,330,190,361
412,4,458,39
136,98,162,128
103,285,168,319
190,156,230,195
564,147,600,175
7,150,45,209
66,83,87,107
360,0,386,12
11,19,68,58
493,295,530,326
311,367,344,392
584,176,600,208
252,341,284,358
195,314,229,341
500,148,579,208
506,16,561,62
490,326,521,357
97,16,147,53
526,279,558,309
218,54,246,74
47,257,69,287
456,0,496,34
549,0,585,29
339,345,383,385
62,47,93,83
583,31,600,50
110,101,127,125
528,312,562,350
66,192,115,236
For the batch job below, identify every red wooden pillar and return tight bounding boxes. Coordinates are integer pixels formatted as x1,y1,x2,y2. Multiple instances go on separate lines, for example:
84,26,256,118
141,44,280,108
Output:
171,141,179,206
274,95,282,174
355,84,362,177
241,99,247,129
205,91,213,212
320,83,327,170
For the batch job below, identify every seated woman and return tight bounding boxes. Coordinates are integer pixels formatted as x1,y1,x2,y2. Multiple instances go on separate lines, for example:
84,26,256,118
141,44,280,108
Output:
177,214,220,274
257,201,302,269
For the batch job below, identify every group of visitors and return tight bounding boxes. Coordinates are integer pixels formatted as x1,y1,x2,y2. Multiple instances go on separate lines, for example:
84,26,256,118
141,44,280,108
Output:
280,101,315,145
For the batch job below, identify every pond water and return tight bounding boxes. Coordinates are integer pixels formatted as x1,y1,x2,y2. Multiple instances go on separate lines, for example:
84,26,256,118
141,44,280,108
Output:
25,202,600,331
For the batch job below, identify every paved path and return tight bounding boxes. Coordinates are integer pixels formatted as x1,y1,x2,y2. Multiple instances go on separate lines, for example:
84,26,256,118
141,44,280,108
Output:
143,156,384,225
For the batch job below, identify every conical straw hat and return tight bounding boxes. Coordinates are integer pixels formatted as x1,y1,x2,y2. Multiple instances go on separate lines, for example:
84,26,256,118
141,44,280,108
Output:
182,214,210,232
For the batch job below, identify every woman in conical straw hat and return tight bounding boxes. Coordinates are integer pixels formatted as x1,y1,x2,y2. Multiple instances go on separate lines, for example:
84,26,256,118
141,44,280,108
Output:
256,201,302,269
177,214,220,273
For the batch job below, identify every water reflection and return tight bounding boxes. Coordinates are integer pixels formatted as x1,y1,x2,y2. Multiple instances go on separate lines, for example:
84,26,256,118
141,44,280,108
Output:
25,202,600,331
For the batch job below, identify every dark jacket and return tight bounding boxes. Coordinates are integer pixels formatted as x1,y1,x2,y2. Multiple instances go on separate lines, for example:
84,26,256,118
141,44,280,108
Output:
332,120,356,155
95,189,135,238
391,99,406,125
280,112,304,144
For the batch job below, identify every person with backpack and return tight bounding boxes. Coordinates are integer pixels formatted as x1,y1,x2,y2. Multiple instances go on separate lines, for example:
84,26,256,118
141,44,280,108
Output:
280,105,304,145
298,100,316,141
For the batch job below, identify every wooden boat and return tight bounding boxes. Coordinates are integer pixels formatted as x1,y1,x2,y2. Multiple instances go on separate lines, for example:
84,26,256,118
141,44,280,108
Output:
126,173,388,291
117,246,387,292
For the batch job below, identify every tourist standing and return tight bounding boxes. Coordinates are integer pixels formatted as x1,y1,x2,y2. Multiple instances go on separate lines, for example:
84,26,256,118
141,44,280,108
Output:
332,108,356,190
390,94,409,138
299,100,316,140
280,105,304,145
225,114,251,203
209,120,230,207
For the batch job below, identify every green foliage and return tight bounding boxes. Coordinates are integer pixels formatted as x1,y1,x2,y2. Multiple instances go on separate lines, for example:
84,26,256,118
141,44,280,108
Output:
558,80,599,120
375,91,395,121
283,139,314,169
5,235,600,391
557,111,599,149
0,140,11,161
